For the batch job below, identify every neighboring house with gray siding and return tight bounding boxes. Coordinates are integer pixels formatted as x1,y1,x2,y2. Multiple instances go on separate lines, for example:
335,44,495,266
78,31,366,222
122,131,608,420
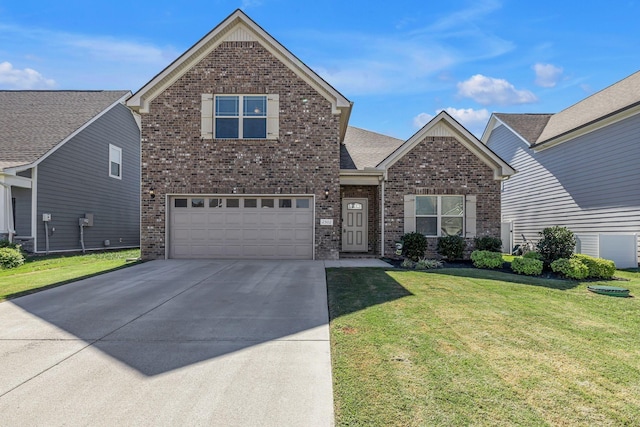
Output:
482,70,640,267
0,90,140,253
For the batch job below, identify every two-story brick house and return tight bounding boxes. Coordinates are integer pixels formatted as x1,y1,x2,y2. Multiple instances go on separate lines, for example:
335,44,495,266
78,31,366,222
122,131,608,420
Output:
127,9,514,260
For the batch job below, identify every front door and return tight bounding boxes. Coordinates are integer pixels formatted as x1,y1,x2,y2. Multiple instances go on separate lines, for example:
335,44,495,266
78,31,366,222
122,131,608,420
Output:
342,198,368,252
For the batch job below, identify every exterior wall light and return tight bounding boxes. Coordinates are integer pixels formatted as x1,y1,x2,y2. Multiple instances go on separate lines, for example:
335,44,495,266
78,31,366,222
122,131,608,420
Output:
149,188,155,199
324,188,329,199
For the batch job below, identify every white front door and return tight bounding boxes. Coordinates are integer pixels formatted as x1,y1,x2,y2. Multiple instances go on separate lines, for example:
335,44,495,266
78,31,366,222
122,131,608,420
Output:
342,198,368,252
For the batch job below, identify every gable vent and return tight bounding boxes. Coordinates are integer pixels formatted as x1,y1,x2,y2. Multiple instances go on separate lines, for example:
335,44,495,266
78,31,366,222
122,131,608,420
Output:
224,25,257,42
424,122,453,137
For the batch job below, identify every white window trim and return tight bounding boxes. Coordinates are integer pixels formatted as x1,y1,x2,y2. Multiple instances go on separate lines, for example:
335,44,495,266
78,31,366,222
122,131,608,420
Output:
415,195,464,237
215,94,267,139
109,144,122,180
202,93,279,140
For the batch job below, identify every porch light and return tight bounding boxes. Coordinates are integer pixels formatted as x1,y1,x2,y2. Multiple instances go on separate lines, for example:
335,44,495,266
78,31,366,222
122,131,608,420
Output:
149,188,155,199
324,188,329,199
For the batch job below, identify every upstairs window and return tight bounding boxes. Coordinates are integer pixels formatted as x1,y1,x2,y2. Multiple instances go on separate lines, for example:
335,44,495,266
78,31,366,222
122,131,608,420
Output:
201,94,279,140
109,144,122,179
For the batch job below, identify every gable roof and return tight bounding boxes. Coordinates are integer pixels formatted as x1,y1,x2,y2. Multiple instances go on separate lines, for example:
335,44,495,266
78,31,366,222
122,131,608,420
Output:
0,90,130,170
341,126,404,170
493,113,552,145
379,111,515,180
536,70,640,146
483,70,640,150
126,9,352,141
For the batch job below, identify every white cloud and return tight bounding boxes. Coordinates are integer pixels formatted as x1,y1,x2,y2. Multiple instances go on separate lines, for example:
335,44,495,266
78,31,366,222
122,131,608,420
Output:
533,63,563,87
441,107,490,128
0,61,55,89
457,74,538,105
413,107,490,137
413,112,434,128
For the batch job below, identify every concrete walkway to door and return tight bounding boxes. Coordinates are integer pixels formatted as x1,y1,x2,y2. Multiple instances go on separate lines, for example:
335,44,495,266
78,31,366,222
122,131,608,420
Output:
0,260,334,426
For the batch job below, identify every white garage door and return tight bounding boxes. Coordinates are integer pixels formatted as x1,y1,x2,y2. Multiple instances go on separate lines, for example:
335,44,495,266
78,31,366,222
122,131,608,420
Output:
169,195,314,259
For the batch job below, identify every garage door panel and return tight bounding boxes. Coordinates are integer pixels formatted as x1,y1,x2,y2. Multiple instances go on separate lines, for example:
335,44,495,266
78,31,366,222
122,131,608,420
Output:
170,196,313,259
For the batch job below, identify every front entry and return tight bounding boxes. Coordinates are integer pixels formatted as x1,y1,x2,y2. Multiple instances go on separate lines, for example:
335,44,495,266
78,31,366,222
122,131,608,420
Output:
342,198,368,252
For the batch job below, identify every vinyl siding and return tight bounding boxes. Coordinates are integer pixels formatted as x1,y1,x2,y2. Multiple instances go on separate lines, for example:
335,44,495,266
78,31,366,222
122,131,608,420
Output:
35,103,140,252
487,114,640,262
12,186,31,236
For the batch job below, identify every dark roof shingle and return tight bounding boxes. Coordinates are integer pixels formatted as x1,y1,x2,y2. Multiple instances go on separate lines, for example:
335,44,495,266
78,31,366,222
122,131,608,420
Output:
0,90,129,169
494,113,552,144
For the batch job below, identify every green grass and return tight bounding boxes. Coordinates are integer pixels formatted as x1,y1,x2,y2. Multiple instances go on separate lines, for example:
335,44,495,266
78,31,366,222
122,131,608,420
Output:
327,267,640,426
0,249,141,301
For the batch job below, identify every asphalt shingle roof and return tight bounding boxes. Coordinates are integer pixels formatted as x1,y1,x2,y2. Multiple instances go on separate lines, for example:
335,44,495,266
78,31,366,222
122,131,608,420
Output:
0,90,129,170
536,70,640,144
494,113,552,144
341,126,404,170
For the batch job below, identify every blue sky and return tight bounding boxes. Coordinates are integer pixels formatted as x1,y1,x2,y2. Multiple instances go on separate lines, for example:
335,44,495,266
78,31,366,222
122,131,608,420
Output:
1,0,639,138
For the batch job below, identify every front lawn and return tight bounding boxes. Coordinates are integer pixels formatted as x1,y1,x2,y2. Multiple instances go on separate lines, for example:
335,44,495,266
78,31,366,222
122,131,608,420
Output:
327,267,640,426
0,249,141,301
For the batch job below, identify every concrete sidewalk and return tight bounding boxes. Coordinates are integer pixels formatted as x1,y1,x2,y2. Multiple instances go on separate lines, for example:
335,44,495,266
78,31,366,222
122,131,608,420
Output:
324,258,393,268
0,260,334,426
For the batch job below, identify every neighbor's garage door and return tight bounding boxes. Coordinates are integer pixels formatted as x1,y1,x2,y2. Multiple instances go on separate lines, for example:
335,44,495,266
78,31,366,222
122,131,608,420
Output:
169,196,314,259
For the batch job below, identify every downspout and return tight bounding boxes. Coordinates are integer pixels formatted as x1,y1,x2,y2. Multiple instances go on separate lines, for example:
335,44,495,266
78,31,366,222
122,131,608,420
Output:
380,174,385,257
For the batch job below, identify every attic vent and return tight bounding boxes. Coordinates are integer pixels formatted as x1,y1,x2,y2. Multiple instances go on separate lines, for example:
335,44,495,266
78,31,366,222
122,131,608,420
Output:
425,122,453,138
225,25,257,42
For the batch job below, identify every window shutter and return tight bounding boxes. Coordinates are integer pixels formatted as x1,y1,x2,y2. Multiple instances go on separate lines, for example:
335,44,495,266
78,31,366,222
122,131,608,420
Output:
266,94,279,140
465,195,477,238
404,195,416,233
201,94,213,139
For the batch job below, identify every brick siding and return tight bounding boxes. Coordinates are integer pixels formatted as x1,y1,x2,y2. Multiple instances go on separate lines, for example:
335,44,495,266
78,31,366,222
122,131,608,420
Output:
140,41,341,260
384,136,501,259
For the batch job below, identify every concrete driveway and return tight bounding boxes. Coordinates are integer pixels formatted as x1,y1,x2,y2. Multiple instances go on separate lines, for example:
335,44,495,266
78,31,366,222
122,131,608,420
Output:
0,260,334,426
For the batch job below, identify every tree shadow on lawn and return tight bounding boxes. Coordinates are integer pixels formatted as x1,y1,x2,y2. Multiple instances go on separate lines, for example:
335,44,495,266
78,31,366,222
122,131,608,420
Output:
419,266,582,291
326,268,414,320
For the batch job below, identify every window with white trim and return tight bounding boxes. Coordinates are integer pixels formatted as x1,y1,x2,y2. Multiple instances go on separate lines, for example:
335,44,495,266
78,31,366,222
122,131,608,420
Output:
201,93,279,140
416,195,464,237
109,144,122,179
216,95,267,138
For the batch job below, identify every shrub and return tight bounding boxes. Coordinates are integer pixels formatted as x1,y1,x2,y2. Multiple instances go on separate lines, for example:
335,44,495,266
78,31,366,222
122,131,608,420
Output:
401,259,416,269
523,251,543,260
511,257,543,276
401,232,428,262
536,226,576,267
474,236,503,252
0,247,25,269
0,240,22,251
437,235,466,261
551,258,589,280
573,254,616,279
415,258,443,270
470,250,503,269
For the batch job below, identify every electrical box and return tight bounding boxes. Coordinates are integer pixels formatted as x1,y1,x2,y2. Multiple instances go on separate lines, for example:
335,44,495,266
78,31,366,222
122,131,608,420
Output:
79,218,90,226
84,213,94,226
42,213,51,222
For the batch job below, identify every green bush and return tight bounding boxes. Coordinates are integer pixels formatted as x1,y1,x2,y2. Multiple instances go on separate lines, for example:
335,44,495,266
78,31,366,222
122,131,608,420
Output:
523,251,543,260
0,247,25,269
0,239,22,251
401,232,428,262
437,235,466,261
470,250,504,269
415,258,443,270
511,257,543,276
536,226,576,267
573,254,616,279
401,259,415,269
474,236,503,252
551,258,589,280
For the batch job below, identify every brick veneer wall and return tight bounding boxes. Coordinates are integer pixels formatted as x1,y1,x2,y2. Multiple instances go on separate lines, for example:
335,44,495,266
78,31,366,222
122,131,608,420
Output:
140,41,342,260
384,136,501,259
341,185,380,254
